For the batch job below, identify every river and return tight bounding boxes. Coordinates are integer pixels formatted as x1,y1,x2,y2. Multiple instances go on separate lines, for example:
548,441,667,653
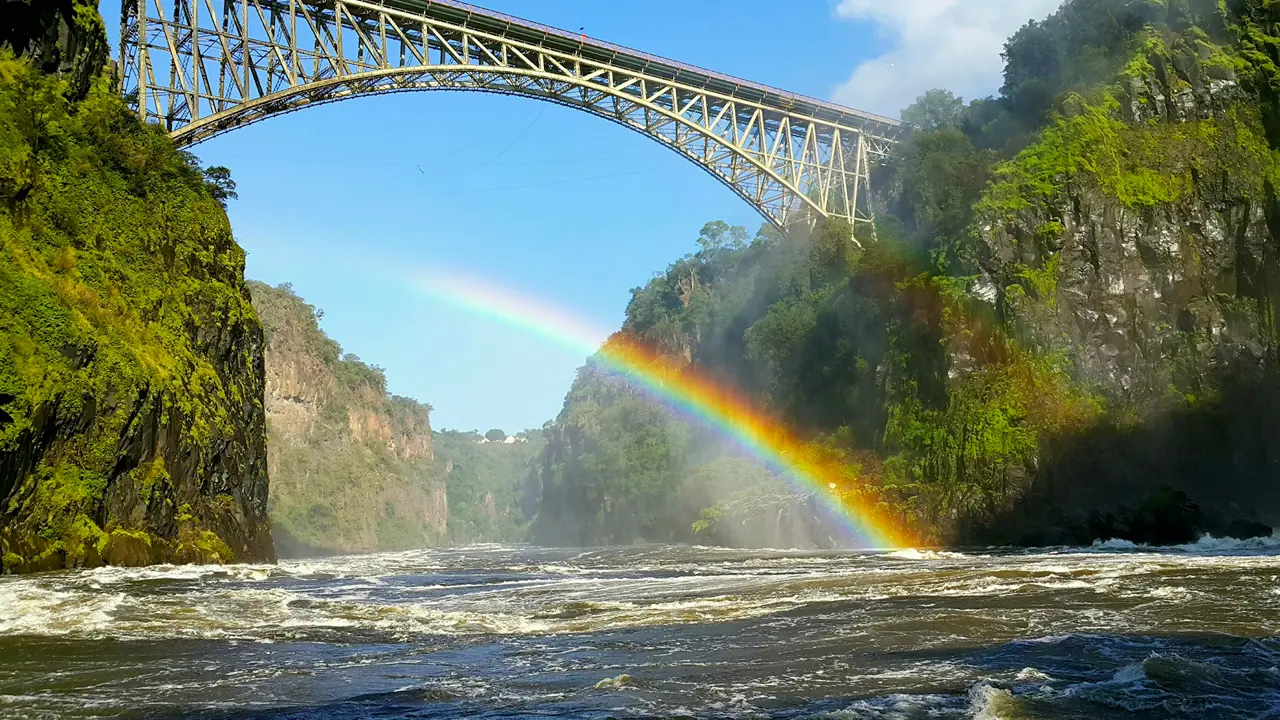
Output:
1,540,1278,718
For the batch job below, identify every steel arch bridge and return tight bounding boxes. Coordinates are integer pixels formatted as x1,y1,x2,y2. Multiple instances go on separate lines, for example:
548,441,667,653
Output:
120,0,904,239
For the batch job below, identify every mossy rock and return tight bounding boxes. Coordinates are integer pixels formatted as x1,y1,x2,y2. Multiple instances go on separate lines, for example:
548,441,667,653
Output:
172,530,233,565
0,55,274,573
101,529,157,567
26,547,70,573
1,552,25,574
61,516,107,569
171,543,221,566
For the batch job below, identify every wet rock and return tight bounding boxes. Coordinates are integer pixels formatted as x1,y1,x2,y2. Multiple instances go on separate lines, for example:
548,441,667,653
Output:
1,552,23,575
1223,520,1272,541
171,543,222,566
1130,486,1203,546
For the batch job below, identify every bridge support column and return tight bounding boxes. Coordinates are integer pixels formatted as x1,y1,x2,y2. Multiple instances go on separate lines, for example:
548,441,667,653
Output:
134,0,147,122
851,133,877,246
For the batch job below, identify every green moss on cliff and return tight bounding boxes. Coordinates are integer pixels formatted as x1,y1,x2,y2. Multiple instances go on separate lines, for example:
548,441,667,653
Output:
981,93,1275,225
0,53,272,570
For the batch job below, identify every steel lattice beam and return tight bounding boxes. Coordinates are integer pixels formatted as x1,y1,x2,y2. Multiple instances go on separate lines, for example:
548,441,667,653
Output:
121,0,904,238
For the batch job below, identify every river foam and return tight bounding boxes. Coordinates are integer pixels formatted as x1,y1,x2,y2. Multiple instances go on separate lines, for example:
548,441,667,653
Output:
1,543,1277,718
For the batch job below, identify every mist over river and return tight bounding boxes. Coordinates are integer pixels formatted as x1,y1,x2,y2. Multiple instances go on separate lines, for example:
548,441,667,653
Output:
1,542,1278,719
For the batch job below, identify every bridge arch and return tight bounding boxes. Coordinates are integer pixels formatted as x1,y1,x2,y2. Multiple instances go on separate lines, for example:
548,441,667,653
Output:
121,0,903,237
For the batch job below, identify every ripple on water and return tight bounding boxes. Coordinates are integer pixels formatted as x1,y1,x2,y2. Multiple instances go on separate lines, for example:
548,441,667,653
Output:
0,542,1277,718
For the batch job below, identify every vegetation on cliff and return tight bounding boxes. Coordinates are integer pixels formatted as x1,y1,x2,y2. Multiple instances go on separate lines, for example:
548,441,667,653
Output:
527,0,1280,548
0,52,273,572
433,428,543,544
250,282,446,557
253,282,547,554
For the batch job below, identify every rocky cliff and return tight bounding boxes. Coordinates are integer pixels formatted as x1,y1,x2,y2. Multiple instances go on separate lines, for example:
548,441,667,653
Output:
0,40,273,572
526,1,1280,549
249,282,447,556
962,10,1280,543
0,0,108,99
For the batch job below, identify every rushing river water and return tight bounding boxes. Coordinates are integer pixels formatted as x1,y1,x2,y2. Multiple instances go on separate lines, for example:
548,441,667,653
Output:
1,540,1279,719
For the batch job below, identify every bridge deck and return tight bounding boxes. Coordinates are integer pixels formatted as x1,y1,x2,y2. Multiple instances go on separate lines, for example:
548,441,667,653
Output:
374,0,904,139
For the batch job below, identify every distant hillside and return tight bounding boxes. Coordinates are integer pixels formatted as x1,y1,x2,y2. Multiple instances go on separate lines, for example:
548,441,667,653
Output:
433,429,544,544
249,282,446,556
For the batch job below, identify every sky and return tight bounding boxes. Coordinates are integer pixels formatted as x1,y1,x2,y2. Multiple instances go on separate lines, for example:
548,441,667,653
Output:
101,0,1057,433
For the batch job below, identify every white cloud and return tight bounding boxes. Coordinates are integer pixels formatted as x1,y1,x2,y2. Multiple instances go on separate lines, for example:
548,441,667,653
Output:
832,0,1063,118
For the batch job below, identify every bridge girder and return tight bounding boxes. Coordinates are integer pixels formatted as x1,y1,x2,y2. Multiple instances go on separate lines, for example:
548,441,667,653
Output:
121,0,904,237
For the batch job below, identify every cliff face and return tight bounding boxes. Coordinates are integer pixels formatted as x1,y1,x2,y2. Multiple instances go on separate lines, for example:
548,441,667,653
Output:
964,18,1280,542
0,0,109,99
0,52,273,573
249,282,447,557
979,62,1270,402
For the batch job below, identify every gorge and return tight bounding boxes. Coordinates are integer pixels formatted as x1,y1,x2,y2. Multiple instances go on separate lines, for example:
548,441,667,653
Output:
526,0,1280,550
2,0,1279,566
2,1,1280,717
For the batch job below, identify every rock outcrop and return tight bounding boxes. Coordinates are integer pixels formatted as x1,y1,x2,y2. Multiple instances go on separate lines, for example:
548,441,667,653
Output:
0,0,110,99
967,22,1280,542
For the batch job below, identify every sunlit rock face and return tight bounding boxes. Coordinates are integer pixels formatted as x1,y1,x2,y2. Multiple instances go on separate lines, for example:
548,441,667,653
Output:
250,282,446,558
978,69,1269,403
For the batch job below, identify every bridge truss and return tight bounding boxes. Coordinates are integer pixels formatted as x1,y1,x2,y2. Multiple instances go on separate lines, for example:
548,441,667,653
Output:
121,0,904,238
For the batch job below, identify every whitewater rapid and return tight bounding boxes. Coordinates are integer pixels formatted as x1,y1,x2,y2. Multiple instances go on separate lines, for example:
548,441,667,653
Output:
1,538,1277,718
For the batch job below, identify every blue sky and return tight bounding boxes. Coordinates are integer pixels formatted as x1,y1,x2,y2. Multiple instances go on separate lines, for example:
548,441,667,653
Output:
101,0,1055,433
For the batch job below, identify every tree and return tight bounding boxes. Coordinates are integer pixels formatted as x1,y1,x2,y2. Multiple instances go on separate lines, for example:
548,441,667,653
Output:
203,166,237,207
697,221,749,255
896,127,993,257
901,89,966,131
1000,20,1062,124
485,428,507,442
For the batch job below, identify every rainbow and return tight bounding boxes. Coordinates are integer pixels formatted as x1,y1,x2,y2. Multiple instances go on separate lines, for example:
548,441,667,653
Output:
411,269,910,549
